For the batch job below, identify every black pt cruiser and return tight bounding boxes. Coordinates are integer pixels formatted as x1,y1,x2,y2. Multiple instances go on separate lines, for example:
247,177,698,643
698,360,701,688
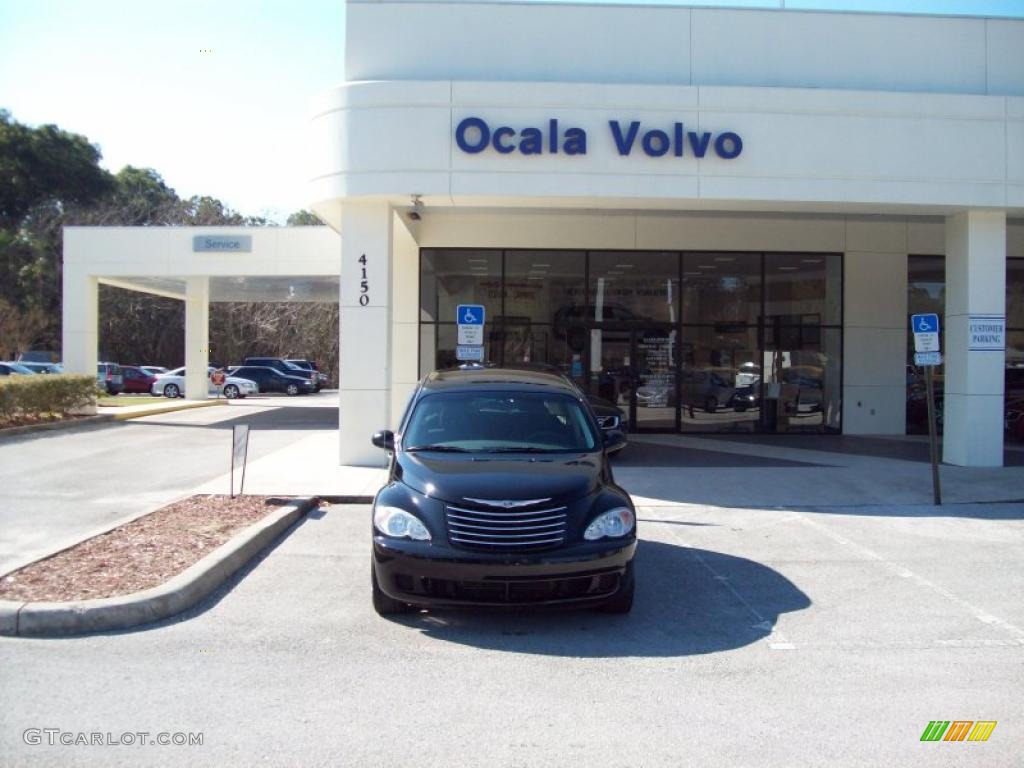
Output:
370,367,637,616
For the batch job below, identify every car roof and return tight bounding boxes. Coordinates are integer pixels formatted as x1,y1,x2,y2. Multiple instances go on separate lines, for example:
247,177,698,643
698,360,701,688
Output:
421,367,581,396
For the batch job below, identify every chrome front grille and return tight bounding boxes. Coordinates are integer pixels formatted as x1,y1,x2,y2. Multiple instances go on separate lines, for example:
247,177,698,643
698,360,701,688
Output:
446,502,568,551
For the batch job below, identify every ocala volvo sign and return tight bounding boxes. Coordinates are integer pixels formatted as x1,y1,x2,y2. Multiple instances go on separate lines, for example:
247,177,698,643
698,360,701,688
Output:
455,117,742,159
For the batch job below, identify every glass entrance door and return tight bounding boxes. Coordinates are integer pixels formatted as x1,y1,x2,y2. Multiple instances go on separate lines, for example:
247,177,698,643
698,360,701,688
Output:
588,326,678,432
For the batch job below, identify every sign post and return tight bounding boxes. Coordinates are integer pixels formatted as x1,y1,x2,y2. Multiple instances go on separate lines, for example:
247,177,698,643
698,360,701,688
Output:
911,313,942,505
231,424,250,498
456,304,485,362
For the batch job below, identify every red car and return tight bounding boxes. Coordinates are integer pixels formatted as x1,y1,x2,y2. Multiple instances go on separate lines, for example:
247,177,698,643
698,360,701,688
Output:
121,365,158,394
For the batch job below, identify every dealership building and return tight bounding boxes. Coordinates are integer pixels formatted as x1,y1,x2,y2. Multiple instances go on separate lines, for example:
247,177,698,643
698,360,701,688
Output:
64,1,1023,467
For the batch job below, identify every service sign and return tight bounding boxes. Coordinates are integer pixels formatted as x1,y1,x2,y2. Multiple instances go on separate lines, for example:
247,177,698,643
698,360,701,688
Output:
968,316,1005,351
193,235,252,253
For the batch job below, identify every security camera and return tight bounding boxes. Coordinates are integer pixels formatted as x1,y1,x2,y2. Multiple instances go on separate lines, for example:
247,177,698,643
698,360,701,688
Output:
408,194,423,221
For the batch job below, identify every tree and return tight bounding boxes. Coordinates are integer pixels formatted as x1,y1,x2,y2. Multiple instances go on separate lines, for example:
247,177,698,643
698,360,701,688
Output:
0,110,115,228
286,209,324,226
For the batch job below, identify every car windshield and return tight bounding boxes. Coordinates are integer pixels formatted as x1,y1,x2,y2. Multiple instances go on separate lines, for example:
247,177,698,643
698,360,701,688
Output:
404,391,599,453
283,361,302,370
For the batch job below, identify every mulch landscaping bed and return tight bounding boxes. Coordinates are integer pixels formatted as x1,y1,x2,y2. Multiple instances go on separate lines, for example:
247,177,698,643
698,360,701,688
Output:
0,495,293,603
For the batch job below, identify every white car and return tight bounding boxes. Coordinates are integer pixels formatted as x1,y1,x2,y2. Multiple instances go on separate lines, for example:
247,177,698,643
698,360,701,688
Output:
151,367,258,399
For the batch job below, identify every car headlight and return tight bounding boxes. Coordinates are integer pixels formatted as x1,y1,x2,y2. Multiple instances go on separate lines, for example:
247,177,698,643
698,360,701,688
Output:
373,505,431,541
583,507,635,540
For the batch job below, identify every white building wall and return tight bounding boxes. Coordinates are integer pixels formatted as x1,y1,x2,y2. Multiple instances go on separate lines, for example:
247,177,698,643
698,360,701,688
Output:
309,81,1023,226
346,2,1024,97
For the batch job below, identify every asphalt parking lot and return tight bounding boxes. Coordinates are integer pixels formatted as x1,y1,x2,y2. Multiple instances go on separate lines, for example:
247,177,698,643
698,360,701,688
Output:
1,498,1021,766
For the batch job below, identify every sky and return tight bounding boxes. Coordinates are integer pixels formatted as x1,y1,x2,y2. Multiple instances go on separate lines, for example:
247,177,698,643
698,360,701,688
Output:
1,0,1022,222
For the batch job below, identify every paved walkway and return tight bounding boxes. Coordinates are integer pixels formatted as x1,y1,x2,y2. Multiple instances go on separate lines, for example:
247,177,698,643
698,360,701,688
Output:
200,428,1024,508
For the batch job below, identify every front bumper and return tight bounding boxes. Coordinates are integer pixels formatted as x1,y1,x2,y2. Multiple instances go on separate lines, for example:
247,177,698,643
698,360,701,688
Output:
373,536,636,608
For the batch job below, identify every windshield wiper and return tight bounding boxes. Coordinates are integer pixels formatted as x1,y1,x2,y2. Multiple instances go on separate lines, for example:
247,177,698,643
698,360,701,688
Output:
404,444,471,453
481,446,566,453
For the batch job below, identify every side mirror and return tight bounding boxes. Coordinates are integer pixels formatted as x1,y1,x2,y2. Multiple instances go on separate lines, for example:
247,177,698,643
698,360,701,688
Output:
603,431,626,452
371,430,395,451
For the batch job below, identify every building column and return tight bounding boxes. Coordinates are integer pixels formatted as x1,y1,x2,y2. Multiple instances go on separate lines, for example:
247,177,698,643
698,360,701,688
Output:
390,210,421,428
339,203,393,466
943,210,1006,467
62,268,98,375
184,277,210,400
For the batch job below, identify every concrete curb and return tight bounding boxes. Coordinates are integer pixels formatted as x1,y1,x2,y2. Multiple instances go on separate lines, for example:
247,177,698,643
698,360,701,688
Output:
105,399,228,421
0,497,316,637
0,414,114,439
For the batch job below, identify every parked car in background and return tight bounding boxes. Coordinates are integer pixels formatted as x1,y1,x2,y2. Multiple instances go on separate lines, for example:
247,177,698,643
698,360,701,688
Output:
16,362,64,374
17,350,60,364
120,365,158,394
97,363,124,395
1,362,37,376
681,368,736,413
151,367,258,399
139,366,168,377
244,357,321,391
286,359,330,388
228,365,315,396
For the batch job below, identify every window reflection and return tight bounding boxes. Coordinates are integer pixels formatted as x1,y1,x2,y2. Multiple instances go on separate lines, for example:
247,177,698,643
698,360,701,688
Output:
589,252,678,324
503,251,584,325
765,253,842,326
420,249,501,324
682,253,760,324
681,326,760,433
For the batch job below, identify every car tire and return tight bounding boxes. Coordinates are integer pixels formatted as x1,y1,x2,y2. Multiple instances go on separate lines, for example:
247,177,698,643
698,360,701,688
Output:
371,563,413,616
164,383,180,399
704,396,717,413
223,384,240,399
286,383,299,396
599,561,634,614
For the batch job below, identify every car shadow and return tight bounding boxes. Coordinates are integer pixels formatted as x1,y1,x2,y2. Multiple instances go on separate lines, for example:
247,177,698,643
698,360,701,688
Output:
389,539,810,658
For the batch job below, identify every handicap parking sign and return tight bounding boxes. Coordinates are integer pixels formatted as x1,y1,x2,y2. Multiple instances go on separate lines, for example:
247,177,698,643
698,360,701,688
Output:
911,313,940,353
912,314,938,334
457,304,485,325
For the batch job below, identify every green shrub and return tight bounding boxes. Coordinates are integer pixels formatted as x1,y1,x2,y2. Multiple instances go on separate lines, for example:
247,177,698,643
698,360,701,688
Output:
0,374,97,424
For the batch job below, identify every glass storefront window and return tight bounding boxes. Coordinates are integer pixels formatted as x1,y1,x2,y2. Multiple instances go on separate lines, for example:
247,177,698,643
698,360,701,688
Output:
589,251,678,324
418,248,842,435
1009,258,1023,330
764,253,842,326
682,253,760,324
680,326,760,433
503,251,584,325
420,249,501,324
763,327,841,434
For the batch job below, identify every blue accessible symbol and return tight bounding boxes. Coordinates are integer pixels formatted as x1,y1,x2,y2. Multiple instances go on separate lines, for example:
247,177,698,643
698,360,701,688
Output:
457,304,485,326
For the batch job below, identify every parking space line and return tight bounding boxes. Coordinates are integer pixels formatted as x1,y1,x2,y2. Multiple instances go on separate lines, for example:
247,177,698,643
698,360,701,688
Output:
793,513,1024,645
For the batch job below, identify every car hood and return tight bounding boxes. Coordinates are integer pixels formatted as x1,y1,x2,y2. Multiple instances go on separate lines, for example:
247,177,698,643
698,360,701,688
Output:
395,450,603,506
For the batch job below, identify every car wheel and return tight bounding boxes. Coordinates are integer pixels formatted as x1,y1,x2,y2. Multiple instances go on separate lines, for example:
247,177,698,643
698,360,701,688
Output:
704,396,718,413
599,561,634,614
286,383,299,396
164,383,180,399
371,563,413,616
223,384,240,399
